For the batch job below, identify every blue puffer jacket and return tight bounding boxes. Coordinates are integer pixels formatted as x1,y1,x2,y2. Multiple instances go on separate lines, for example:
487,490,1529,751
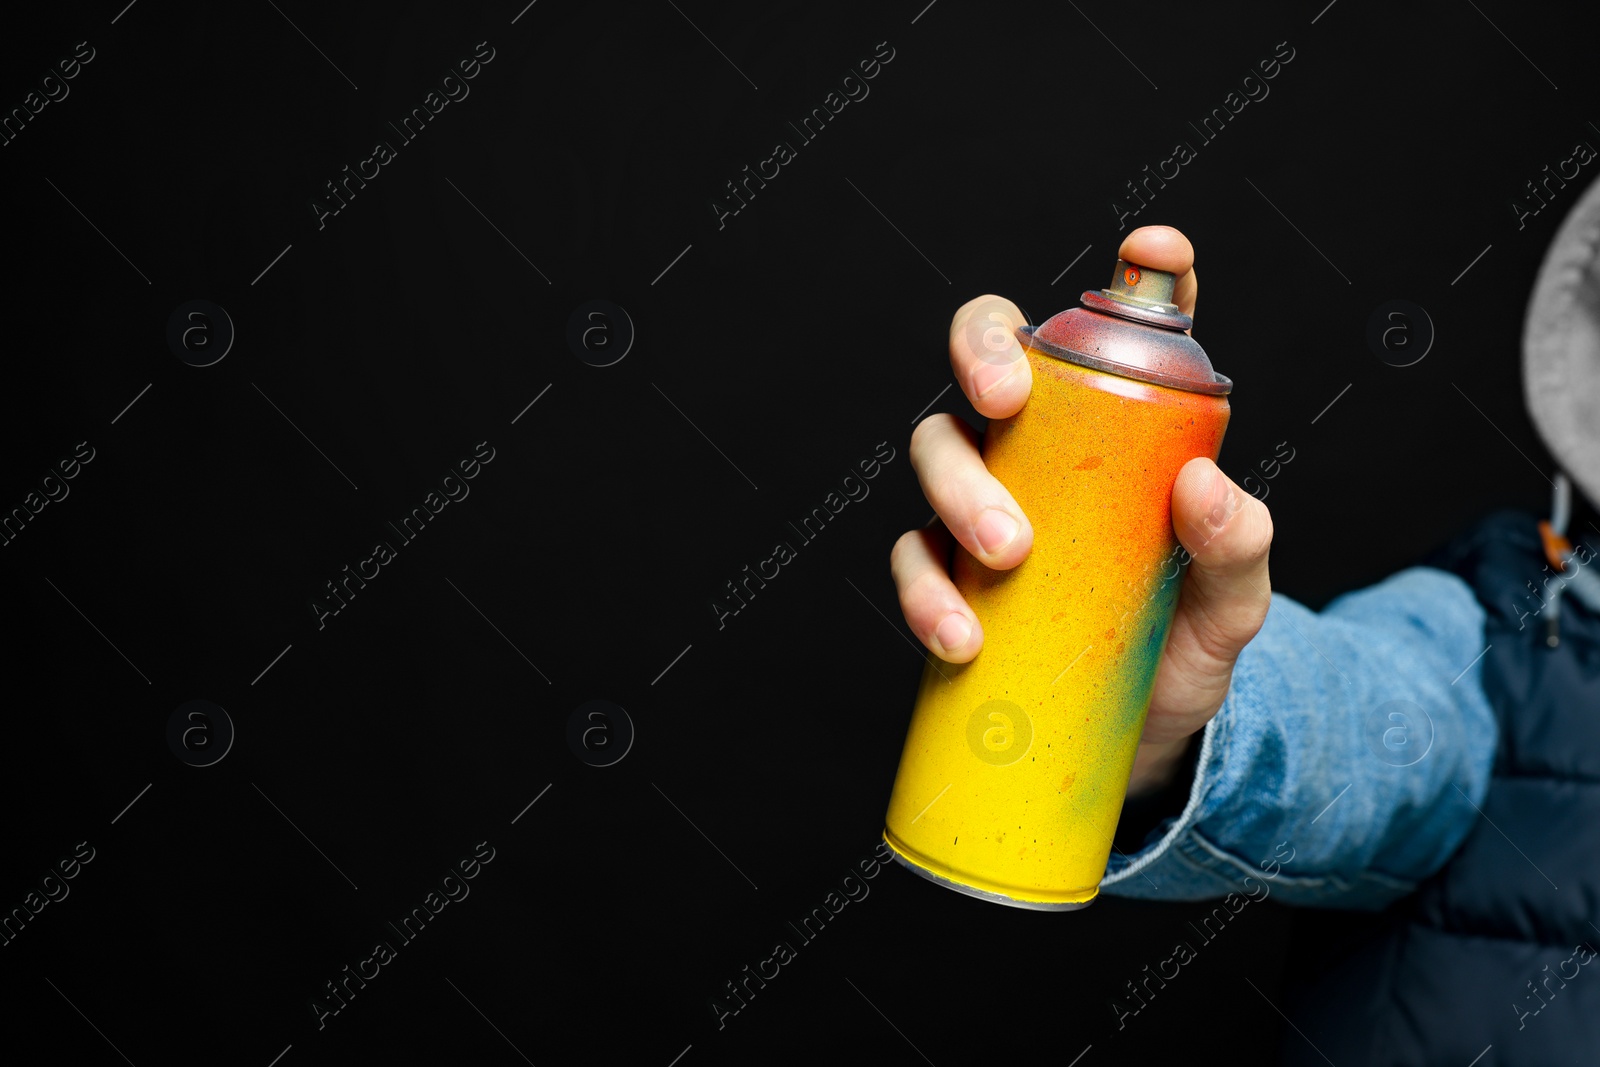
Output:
1281,509,1600,1065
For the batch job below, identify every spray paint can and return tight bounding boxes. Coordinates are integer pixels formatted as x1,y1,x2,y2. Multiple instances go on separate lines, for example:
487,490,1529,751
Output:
883,259,1232,909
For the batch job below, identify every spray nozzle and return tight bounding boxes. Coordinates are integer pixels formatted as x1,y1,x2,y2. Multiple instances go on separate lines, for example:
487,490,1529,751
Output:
1101,259,1180,314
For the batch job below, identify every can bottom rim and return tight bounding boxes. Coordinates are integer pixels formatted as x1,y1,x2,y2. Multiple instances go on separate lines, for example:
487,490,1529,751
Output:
883,832,1097,912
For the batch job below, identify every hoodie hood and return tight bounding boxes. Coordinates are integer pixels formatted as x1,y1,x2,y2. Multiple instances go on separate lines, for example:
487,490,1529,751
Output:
1524,172,1600,509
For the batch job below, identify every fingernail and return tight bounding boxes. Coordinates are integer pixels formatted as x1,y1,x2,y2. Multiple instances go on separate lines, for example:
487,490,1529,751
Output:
935,612,972,654
971,343,1024,399
975,508,1021,555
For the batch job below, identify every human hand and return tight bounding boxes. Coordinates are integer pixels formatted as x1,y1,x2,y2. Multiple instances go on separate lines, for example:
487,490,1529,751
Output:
889,225,1274,795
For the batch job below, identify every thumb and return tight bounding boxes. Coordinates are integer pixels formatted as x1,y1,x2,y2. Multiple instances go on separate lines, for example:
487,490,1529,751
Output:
1170,457,1274,669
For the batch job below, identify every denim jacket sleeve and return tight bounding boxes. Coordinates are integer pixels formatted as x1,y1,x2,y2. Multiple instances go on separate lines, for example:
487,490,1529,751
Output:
1100,566,1499,910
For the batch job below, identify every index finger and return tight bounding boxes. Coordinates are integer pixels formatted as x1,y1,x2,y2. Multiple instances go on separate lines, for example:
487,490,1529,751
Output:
1117,225,1198,322
949,293,1034,420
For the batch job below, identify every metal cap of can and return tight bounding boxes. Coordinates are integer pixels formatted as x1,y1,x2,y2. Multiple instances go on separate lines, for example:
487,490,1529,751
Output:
1019,259,1232,395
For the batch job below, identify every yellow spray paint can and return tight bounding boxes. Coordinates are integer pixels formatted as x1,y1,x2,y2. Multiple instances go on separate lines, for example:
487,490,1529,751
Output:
883,260,1232,909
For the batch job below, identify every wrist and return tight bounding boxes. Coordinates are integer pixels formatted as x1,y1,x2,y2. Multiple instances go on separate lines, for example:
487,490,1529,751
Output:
1126,733,1195,798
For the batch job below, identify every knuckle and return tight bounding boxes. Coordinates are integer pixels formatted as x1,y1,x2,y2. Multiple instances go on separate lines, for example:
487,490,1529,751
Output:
1241,499,1274,561
1181,612,1238,671
931,447,972,492
902,566,949,618
954,295,1024,355
911,412,963,457
952,295,995,339
914,418,975,486
952,294,987,325
1186,589,1268,663
889,528,920,575
964,293,1011,317
1201,496,1272,568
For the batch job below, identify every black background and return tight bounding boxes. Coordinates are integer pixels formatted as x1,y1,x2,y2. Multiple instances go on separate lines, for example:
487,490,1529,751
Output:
1,1,1592,1063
